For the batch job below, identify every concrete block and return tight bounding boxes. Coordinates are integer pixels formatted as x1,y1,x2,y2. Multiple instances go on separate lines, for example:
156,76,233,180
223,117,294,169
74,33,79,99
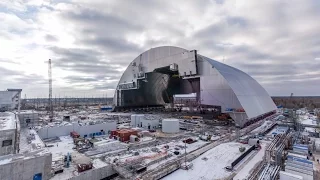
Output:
12,172,24,180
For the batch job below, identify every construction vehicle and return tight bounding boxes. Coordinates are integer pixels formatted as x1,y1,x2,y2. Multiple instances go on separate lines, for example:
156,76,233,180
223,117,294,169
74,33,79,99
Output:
199,135,212,141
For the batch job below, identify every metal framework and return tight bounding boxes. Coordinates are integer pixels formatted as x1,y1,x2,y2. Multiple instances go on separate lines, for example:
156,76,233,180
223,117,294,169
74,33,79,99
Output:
48,59,53,121
113,46,277,126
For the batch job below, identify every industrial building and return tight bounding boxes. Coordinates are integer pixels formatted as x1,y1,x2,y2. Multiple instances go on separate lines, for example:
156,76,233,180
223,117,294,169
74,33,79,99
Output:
113,46,276,127
0,89,22,112
130,114,159,130
0,86,119,180
110,129,138,142
0,112,53,180
0,112,19,156
0,49,318,180
0,152,52,180
36,121,117,139
18,110,39,128
283,150,314,180
0,112,119,180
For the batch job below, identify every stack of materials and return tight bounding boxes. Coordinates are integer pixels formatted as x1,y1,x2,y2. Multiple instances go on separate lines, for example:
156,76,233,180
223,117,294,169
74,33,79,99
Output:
111,129,138,142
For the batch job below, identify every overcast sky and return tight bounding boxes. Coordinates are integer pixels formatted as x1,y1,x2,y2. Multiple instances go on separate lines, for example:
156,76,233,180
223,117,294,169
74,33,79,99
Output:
1,0,320,98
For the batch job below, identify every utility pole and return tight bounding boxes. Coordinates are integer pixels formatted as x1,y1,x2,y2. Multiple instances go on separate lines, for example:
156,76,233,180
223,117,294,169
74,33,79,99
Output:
48,59,53,122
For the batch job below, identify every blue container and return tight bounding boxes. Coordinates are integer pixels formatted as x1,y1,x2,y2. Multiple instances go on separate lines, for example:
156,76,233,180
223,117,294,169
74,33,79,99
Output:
33,173,42,180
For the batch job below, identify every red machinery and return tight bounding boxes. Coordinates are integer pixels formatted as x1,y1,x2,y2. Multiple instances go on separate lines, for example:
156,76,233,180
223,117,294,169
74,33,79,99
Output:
70,131,80,138
77,163,93,172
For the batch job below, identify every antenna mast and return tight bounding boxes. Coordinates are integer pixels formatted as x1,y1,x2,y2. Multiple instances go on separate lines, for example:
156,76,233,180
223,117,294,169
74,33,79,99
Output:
48,59,53,122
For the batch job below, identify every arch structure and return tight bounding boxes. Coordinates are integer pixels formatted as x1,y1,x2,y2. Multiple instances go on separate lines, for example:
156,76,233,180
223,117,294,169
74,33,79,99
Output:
113,46,276,127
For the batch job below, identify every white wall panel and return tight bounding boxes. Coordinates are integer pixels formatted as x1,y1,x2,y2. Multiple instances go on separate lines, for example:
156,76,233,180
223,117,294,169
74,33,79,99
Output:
202,56,276,119
37,121,117,139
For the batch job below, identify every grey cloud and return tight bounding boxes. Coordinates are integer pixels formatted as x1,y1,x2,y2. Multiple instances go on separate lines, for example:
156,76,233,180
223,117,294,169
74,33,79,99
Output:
0,67,47,87
2,0,320,96
64,76,99,83
49,46,124,89
0,67,19,76
229,45,270,61
49,46,103,68
193,16,250,41
49,47,102,60
266,80,320,96
226,17,248,28
214,0,225,5
58,6,143,62
62,7,142,36
14,74,47,84
64,75,118,90
82,37,141,54
45,34,58,42
55,59,122,75
144,39,170,48
93,83,117,90
64,74,121,83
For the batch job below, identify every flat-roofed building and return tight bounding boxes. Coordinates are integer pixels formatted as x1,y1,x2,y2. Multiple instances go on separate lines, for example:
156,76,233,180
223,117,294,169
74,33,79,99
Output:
0,112,19,156
0,89,22,112
18,110,39,128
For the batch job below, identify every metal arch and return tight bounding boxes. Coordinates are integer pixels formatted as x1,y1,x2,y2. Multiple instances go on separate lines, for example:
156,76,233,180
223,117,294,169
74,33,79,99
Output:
113,46,276,121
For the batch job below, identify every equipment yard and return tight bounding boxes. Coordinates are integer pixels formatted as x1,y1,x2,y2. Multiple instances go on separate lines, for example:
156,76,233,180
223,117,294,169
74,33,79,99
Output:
4,98,319,180
0,103,285,180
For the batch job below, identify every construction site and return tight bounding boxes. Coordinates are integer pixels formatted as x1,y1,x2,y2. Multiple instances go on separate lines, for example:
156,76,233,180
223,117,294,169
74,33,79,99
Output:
1,46,320,180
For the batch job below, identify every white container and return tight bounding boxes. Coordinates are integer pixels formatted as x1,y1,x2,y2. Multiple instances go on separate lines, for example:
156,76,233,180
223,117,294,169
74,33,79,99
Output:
139,119,159,130
130,114,137,127
162,119,179,133
130,135,138,143
136,114,144,127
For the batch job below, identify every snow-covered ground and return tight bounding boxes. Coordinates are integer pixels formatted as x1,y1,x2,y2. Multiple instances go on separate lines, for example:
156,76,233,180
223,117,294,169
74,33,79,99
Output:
107,137,208,168
211,136,220,141
19,128,46,153
305,127,319,133
46,136,76,158
299,114,318,126
162,142,251,180
92,158,107,168
0,158,12,165
50,165,77,180
118,123,130,129
301,118,317,126
0,112,16,131
233,142,267,180
250,120,272,134
85,140,128,157
140,136,153,142
49,137,110,180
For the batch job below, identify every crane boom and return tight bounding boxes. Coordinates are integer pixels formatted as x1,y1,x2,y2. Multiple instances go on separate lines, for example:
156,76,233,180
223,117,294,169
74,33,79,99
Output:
48,59,53,122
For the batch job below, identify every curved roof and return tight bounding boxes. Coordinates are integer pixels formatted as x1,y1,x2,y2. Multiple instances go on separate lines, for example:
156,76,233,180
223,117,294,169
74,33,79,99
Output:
201,56,276,118
114,46,276,119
